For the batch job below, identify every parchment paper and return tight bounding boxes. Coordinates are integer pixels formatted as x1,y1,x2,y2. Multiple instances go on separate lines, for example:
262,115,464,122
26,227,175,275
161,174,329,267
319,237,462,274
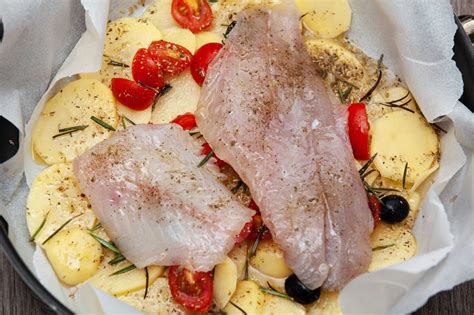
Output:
0,0,472,314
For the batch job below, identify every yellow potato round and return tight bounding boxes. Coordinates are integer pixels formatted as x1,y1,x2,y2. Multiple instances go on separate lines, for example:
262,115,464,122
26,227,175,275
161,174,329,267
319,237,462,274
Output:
249,240,293,278
214,256,238,309
196,31,223,49
44,229,102,286
142,0,180,31
26,163,96,246
224,280,265,315
247,264,286,293
162,27,196,53
32,79,118,164
262,294,306,315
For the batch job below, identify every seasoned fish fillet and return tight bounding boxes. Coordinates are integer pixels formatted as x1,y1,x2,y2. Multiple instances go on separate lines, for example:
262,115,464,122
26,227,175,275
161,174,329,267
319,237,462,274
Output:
73,124,254,271
196,3,373,290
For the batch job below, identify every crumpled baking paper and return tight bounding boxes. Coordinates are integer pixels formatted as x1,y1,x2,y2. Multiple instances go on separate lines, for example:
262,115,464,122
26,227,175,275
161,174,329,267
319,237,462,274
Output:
0,0,472,314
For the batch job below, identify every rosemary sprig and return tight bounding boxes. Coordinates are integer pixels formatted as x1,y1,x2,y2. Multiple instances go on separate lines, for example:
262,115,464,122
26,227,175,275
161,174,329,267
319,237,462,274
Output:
30,211,49,242
90,116,116,131
89,233,120,254
402,163,408,189
360,68,382,102
372,244,395,251
88,223,102,232
370,187,401,193
359,154,378,177
123,115,136,126
42,213,83,245
363,182,385,207
260,287,294,301
144,267,149,299
198,149,215,168
108,254,126,265
110,264,136,276
377,102,415,113
229,301,247,315
231,180,243,194
249,226,266,258
387,91,410,104
52,125,89,139
377,54,384,69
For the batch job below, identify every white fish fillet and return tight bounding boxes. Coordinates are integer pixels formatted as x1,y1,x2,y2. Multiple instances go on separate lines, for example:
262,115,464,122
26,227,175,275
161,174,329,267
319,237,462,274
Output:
73,124,254,271
196,3,373,290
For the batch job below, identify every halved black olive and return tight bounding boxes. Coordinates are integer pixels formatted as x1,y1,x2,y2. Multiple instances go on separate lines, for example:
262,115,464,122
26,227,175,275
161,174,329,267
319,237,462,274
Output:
380,195,410,223
284,274,321,305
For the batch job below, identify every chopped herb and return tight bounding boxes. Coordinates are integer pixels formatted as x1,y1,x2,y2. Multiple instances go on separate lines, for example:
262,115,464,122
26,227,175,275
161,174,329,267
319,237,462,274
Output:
372,244,395,251
402,162,408,189
208,0,218,3
52,125,89,139
123,115,136,126
359,154,378,177
431,123,447,134
104,55,129,68
42,213,83,245
229,301,247,315
30,212,49,242
110,264,136,276
198,149,215,168
144,267,149,299
108,254,126,265
90,233,120,254
224,21,237,39
359,68,382,102
260,287,294,301
231,180,243,194
90,116,116,131
88,223,102,232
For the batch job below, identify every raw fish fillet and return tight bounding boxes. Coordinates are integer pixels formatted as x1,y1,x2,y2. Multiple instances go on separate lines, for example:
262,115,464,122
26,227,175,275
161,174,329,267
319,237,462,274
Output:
196,3,373,290
73,124,254,271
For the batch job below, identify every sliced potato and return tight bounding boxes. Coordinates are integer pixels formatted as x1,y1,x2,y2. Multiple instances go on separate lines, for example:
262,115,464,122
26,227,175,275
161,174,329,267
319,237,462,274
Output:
224,280,265,315
116,103,152,125
162,27,196,53
44,229,102,286
213,256,238,309
229,241,248,280
262,294,306,315
104,17,162,63
142,0,180,31
307,291,341,315
90,249,164,296
26,163,96,246
32,79,118,164
118,277,187,315
151,70,201,124
80,57,132,88
370,111,439,183
369,223,417,271
249,240,293,279
196,31,223,49
247,264,286,293
296,0,352,39
305,39,364,84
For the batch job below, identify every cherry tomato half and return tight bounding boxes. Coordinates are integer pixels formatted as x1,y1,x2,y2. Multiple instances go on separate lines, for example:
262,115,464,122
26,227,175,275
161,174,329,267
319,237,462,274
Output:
168,266,213,312
368,194,381,226
172,113,197,130
201,143,226,168
171,0,213,33
245,200,271,241
190,42,222,86
348,103,370,160
235,221,253,243
148,40,193,75
111,78,156,111
132,48,165,89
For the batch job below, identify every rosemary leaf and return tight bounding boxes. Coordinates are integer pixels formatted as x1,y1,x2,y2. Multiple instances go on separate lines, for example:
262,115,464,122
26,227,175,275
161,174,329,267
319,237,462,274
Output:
110,264,136,276
359,69,382,102
58,125,89,133
188,127,200,136
372,244,395,251
364,183,385,207
343,86,353,101
105,57,130,68
402,162,408,190
231,180,243,194
224,21,237,39
300,12,309,20
90,116,116,131
337,78,359,89
249,226,266,258
108,254,126,265
431,123,447,134
377,54,384,69
158,84,172,97
229,301,247,315
144,267,149,299
337,88,345,104
123,115,136,126
361,169,376,180
30,211,49,242
359,153,378,176
121,117,126,130
42,213,83,245
260,287,294,301
377,102,415,113
370,187,401,193
88,223,102,232
387,91,410,104
198,149,215,168
90,233,121,254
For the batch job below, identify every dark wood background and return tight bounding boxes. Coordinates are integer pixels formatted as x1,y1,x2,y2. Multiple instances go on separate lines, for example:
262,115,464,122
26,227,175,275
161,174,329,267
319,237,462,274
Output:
1,0,472,314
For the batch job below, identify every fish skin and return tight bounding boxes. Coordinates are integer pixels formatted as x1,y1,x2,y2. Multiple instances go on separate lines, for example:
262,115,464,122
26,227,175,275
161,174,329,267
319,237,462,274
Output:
196,3,373,290
73,124,254,271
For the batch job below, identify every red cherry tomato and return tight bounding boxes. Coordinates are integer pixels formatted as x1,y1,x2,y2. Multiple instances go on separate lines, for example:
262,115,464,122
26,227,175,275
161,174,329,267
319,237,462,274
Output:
235,221,253,243
368,194,381,226
190,42,222,86
201,143,226,168
172,113,197,130
168,266,213,312
111,78,156,111
132,48,165,89
348,103,370,160
171,0,213,33
148,40,193,75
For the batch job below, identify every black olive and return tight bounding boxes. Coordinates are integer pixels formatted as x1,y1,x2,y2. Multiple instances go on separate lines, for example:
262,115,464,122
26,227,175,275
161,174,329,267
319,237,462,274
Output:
284,274,321,305
380,195,410,223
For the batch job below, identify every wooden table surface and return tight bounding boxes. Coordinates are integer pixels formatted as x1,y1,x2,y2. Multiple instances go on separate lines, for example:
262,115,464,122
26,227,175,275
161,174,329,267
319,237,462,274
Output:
1,1,473,314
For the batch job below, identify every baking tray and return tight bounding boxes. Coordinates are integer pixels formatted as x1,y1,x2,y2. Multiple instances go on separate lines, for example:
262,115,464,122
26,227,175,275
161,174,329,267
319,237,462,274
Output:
0,15,473,315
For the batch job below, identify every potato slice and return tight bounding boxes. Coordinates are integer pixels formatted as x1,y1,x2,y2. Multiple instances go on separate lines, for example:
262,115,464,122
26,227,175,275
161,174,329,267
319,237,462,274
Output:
26,163,96,246
162,27,197,53
305,39,364,84
369,223,417,271
104,17,162,63
224,280,265,315
307,291,341,315
296,0,352,39
249,240,293,278
262,294,306,315
142,0,180,31
79,56,132,88
151,70,201,124
44,229,102,286
247,264,286,293
32,79,118,164
118,277,187,315
370,111,439,183
229,241,248,280
90,249,164,297
196,31,223,49
213,256,238,309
